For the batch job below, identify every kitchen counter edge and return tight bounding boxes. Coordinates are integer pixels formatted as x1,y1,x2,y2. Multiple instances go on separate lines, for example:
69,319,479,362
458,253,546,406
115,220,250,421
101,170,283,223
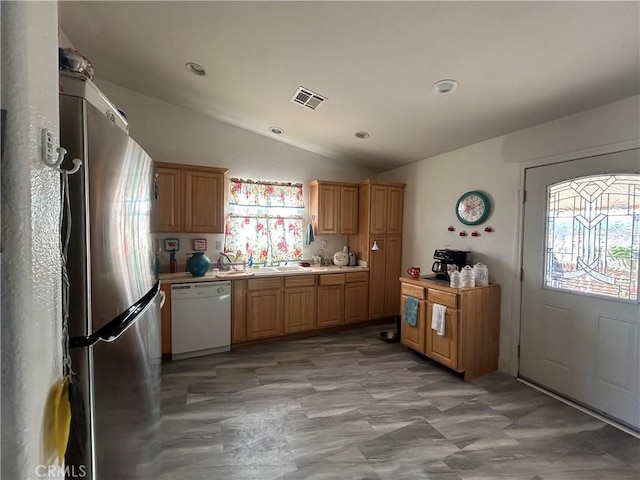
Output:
160,266,370,285
399,275,499,292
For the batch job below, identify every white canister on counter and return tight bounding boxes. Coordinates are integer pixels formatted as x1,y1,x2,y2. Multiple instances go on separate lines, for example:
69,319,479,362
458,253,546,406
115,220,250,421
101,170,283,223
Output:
473,262,489,286
460,265,475,287
449,270,461,288
333,250,349,266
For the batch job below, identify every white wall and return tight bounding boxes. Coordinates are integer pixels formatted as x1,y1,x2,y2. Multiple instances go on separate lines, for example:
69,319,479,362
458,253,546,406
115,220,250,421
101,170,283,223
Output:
381,95,640,374
94,80,377,268
1,2,63,478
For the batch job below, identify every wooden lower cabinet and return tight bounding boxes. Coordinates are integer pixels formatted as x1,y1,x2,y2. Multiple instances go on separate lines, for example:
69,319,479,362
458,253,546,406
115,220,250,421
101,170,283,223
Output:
368,235,402,319
399,277,500,381
400,295,426,353
344,281,368,324
246,278,283,340
226,271,372,349
316,274,346,328
426,306,460,371
284,276,316,334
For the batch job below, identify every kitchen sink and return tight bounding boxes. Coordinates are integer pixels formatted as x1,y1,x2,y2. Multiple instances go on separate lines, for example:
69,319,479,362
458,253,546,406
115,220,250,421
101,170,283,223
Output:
253,267,279,274
275,265,306,272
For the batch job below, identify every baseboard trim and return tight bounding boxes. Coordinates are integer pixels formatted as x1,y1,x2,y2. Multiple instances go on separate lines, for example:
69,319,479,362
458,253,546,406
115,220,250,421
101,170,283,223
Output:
231,317,393,350
517,378,639,439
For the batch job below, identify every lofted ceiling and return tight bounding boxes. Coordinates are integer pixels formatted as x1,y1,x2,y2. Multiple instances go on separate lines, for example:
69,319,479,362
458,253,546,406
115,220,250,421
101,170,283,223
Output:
58,1,640,172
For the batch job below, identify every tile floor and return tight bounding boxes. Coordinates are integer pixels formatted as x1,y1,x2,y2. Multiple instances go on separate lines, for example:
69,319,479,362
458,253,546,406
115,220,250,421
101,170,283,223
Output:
161,324,639,479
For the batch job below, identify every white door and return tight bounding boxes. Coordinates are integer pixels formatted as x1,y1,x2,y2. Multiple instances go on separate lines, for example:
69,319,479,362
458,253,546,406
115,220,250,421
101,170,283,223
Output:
520,148,640,430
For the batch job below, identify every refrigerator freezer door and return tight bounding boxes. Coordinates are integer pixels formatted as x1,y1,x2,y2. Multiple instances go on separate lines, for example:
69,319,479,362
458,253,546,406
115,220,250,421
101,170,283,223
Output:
62,92,161,480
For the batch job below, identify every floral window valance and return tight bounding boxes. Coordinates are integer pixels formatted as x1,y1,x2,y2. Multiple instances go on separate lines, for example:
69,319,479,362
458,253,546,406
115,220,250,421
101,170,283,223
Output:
229,178,305,208
224,213,303,263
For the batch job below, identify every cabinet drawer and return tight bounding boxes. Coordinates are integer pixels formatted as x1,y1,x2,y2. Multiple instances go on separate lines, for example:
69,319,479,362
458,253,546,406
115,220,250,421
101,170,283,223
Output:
401,283,426,300
427,289,458,309
285,275,315,288
319,274,346,286
345,271,368,283
247,277,283,290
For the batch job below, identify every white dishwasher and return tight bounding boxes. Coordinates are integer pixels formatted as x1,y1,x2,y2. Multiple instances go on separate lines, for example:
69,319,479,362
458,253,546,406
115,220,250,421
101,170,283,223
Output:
171,281,231,360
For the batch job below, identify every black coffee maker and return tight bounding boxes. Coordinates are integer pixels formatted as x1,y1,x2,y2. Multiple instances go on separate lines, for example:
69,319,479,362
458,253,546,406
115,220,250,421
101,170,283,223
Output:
431,249,470,280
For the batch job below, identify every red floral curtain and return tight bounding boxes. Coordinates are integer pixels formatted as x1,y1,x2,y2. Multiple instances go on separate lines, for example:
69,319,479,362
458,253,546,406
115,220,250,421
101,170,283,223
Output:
229,178,304,208
224,213,303,263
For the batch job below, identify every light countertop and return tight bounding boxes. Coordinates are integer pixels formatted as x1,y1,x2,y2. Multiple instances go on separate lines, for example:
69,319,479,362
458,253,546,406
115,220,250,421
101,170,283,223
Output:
160,265,369,285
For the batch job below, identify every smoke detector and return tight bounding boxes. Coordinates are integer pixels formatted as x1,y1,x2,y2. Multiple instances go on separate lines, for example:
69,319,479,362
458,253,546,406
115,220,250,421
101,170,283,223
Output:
291,87,327,110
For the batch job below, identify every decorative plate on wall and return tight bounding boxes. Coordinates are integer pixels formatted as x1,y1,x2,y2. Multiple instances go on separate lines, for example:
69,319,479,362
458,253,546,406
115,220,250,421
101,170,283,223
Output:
455,191,491,225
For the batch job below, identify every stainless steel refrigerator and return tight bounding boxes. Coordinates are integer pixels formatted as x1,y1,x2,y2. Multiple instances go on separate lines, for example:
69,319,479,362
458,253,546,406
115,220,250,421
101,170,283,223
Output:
59,76,161,480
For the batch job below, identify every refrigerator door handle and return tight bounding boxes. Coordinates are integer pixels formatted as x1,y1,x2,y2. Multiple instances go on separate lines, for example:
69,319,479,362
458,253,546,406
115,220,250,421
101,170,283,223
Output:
70,281,161,349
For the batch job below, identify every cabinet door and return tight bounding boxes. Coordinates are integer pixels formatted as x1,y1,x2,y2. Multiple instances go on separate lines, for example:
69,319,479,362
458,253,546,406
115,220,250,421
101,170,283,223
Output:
384,235,402,317
184,170,225,233
246,289,283,340
316,285,344,327
284,287,316,334
368,236,386,319
426,304,461,371
400,295,425,353
231,279,247,344
344,281,368,324
369,185,388,234
317,184,340,235
160,284,172,360
153,167,183,233
340,185,359,235
386,186,404,235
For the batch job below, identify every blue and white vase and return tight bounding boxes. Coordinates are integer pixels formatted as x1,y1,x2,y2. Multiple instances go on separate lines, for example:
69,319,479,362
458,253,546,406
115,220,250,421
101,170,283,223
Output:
187,252,211,277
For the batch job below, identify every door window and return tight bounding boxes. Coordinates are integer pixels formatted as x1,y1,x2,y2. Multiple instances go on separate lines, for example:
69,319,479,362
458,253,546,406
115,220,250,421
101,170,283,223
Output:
545,174,639,301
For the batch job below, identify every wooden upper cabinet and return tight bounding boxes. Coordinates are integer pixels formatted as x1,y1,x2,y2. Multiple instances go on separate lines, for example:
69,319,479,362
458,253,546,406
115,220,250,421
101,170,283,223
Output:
152,162,228,233
184,169,225,233
369,184,389,234
152,167,183,233
309,180,359,235
386,186,404,235
368,182,405,235
316,183,340,234
340,185,359,235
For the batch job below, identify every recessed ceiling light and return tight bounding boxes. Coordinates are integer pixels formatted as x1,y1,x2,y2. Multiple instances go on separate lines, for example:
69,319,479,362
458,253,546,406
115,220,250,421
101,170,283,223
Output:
354,131,370,139
432,79,458,95
269,126,284,135
186,62,206,76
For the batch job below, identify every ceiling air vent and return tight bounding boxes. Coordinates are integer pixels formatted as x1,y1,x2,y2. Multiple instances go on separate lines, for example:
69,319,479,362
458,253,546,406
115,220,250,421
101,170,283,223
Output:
291,86,327,110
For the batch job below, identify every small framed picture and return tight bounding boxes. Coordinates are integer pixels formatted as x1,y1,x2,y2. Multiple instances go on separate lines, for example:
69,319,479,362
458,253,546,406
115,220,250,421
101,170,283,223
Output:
193,238,207,251
164,238,179,251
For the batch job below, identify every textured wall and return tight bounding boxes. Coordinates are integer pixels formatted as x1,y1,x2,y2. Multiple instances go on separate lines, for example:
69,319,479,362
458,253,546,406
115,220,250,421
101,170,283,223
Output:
93,80,378,266
1,2,63,478
381,95,640,375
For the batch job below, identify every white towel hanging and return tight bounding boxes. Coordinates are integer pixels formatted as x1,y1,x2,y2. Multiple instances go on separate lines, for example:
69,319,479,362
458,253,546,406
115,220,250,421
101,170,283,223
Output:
431,303,447,336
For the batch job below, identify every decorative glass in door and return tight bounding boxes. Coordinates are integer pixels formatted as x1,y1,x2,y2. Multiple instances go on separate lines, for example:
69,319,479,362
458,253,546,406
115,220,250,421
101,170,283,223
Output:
545,174,639,301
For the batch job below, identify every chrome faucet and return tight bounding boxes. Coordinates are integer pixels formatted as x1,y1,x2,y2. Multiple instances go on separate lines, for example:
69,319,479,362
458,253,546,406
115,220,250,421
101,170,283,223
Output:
266,244,273,266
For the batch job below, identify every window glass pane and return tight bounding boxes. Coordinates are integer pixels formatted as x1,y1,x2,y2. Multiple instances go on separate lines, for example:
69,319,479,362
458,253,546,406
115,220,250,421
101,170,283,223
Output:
545,174,639,301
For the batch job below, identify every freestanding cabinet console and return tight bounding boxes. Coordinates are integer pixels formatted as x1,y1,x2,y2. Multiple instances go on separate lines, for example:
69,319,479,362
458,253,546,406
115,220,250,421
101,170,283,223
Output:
399,276,500,381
